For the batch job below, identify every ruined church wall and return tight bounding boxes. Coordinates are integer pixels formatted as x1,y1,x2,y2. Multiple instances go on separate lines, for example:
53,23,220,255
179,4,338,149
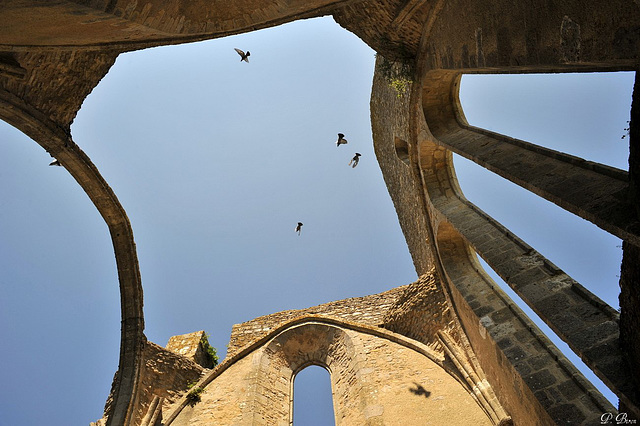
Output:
370,58,436,275
170,321,492,425
339,329,491,425
169,354,254,425
228,271,462,359
132,341,206,424
423,0,640,71
370,51,618,424
226,285,408,357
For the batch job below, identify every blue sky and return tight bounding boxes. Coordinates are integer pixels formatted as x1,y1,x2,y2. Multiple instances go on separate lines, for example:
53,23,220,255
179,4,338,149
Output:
0,16,632,425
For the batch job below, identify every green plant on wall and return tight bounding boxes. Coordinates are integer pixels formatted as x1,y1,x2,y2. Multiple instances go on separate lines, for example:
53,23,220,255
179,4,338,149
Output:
201,333,219,367
186,381,205,406
376,54,413,98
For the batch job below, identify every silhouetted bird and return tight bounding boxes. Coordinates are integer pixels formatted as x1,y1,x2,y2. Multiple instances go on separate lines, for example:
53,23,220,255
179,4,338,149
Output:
234,48,250,63
49,159,61,166
295,222,303,236
336,133,348,147
349,153,361,168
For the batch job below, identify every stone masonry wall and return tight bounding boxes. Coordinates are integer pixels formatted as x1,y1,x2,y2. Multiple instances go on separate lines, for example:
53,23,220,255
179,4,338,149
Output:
227,285,408,357
0,49,118,127
96,339,207,425
619,70,640,414
170,321,493,425
370,56,436,275
166,330,214,369
136,341,206,421
228,270,461,361
383,271,460,352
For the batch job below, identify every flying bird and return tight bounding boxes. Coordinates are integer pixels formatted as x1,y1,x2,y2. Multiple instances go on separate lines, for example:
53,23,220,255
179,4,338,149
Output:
336,133,348,147
349,153,361,168
234,48,250,63
49,159,61,166
295,222,303,236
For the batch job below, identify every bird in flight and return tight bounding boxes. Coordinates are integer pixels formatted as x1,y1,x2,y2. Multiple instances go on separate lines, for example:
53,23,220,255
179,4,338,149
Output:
336,133,348,147
295,222,303,236
234,48,250,63
349,153,361,168
49,159,61,166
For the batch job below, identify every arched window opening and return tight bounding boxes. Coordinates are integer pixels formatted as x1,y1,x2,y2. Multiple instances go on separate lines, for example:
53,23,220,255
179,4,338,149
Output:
454,72,633,309
452,153,621,311
451,72,633,411
292,365,335,426
459,72,634,170
473,255,618,406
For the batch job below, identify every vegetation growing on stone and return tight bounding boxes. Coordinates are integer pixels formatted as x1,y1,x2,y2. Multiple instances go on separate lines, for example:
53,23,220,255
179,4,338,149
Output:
201,333,219,367
186,382,205,405
376,54,413,98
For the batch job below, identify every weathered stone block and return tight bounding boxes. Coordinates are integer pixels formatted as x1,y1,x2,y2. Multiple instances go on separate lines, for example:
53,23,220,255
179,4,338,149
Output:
166,330,215,369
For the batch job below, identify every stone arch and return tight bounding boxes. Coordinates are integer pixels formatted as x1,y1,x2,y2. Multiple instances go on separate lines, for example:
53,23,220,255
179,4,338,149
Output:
419,69,626,401
168,318,495,425
368,13,632,417
252,322,358,425
292,360,332,377
368,17,628,419
0,87,145,426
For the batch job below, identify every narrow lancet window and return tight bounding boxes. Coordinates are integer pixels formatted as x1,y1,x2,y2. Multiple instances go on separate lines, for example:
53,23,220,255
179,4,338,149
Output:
292,365,335,426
